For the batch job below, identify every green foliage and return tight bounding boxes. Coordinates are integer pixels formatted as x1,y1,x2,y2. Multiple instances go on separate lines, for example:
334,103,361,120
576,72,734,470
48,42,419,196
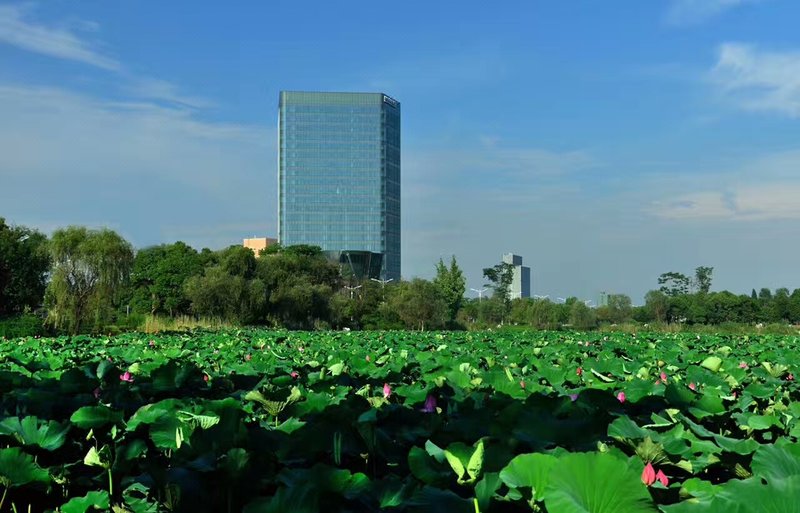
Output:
127,242,203,317
695,266,714,294
45,226,134,333
433,256,466,324
0,329,800,510
388,278,448,331
545,453,657,512
0,218,50,316
483,261,514,305
658,271,692,297
0,314,44,338
569,300,596,329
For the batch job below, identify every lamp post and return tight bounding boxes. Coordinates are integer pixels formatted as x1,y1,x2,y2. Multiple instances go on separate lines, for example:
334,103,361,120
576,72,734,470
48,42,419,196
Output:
344,284,362,300
470,288,487,301
370,277,393,301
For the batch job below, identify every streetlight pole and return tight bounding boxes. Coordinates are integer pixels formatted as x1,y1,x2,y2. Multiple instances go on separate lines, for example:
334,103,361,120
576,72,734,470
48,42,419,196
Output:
470,288,487,301
370,277,393,301
344,284,362,300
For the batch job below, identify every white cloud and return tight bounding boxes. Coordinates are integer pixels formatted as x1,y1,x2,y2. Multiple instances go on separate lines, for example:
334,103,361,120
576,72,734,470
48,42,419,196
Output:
711,43,800,117
0,3,119,70
652,183,800,221
0,83,275,248
124,77,213,109
666,0,761,26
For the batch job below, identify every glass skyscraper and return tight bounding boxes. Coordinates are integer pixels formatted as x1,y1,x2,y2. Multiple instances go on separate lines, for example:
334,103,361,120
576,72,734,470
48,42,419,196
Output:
278,91,401,280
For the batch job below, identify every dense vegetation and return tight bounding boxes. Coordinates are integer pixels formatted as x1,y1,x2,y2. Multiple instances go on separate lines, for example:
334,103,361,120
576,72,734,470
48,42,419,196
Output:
1,330,799,512
2,218,800,336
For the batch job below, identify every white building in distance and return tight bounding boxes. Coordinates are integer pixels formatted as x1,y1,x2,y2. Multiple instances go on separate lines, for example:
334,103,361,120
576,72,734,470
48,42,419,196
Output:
503,253,531,299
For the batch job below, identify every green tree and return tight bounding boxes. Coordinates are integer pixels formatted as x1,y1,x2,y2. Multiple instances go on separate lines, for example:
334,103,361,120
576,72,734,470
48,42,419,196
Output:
389,278,447,331
184,264,268,324
529,298,560,329
658,272,691,296
694,266,714,294
45,226,134,333
433,256,466,325
606,294,633,323
0,218,50,316
256,244,340,328
644,290,669,322
569,301,596,330
483,261,515,325
127,242,203,316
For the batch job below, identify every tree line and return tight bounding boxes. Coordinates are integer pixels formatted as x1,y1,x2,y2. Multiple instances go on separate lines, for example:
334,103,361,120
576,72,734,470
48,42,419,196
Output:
2,218,799,335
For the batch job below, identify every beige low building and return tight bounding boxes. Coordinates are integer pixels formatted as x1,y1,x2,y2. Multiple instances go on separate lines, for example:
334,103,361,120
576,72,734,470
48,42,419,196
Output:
243,237,277,257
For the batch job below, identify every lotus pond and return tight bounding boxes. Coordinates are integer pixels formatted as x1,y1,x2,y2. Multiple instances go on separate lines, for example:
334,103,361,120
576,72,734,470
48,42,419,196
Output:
1,330,800,512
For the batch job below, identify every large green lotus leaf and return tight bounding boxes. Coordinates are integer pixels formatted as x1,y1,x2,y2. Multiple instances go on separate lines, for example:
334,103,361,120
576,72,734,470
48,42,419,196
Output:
499,452,558,501
689,394,727,418
70,405,124,430
242,486,318,513
149,414,190,450
149,360,194,391
375,477,414,508
408,446,450,486
475,472,502,512
0,447,50,487
545,453,658,513
121,482,160,513
625,379,659,403
0,416,70,451
746,414,782,431
700,356,722,373
405,486,474,513
60,491,110,513
715,475,800,513
751,442,800,483
743,383,774,399
665,383,695,408
126,399,184,431
608,416,657,441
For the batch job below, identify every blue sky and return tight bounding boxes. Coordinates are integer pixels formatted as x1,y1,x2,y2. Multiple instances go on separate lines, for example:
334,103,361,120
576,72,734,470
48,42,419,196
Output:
2,0,800,302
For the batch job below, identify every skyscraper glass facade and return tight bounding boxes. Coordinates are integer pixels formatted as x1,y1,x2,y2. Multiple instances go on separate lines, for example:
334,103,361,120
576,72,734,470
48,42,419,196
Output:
278,91,401,280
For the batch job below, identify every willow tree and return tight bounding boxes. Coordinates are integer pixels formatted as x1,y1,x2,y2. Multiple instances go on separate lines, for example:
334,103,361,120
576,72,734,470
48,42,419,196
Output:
45,226,134,333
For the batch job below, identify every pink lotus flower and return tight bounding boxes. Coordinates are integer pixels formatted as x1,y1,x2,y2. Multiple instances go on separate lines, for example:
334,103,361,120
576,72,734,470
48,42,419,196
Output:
617,391,626,403
520,380,526,389
660,371,667,381
689,382,696,391
576,367,583,376
383,383,392,398
788,373,795,381
569,393,579,402
655,379,661,386
733,391,738,399
245,354,252,362
642,462,656,485
739,362,748,369
656,469,669,487
422,395,437,413
290,371,299,379
203,374,210,383
119,371,134,383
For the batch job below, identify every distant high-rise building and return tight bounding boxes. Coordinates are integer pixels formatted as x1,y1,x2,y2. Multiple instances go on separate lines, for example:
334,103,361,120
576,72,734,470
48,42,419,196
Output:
503,253,531,299
278,91,401,280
